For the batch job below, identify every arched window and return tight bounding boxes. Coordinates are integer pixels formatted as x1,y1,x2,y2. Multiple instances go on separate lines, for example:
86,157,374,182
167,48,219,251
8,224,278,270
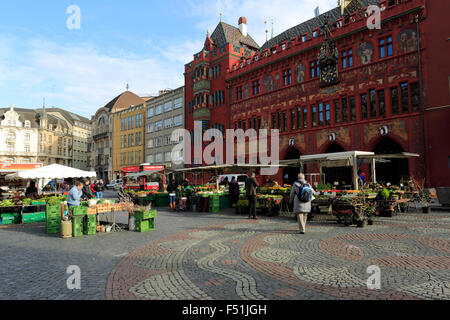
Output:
24,121,31,128
24,133,30,142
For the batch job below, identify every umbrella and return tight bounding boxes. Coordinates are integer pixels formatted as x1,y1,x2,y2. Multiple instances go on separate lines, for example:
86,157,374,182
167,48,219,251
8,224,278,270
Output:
6,164,97,196
5,164,96,180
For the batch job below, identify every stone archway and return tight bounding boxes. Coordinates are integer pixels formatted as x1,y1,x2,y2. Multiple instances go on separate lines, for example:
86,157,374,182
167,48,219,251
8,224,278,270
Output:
322,144,351,187
283,147,303,185
373,138,409,185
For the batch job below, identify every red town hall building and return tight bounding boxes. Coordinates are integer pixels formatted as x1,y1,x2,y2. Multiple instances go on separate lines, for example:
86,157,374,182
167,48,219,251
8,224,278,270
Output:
184,0,450,188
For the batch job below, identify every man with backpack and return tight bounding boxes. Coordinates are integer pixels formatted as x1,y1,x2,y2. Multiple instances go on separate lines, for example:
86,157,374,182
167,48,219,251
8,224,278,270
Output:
290,173,318,234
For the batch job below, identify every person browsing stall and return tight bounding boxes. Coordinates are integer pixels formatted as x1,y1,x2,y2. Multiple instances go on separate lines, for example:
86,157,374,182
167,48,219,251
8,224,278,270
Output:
25,180,39,200
82,179,93,200
245,173,259,220
68,182,84,209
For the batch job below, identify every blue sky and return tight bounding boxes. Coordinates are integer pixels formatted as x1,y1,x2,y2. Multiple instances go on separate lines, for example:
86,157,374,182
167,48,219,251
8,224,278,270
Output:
0,0,335,118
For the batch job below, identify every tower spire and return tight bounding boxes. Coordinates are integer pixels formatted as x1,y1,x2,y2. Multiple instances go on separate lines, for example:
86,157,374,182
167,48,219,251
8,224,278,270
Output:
264,21,268,42
126,83,129,91
271,19,274,39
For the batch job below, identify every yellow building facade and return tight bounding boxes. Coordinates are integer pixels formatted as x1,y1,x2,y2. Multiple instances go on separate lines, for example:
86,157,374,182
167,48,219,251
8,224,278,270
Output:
112,103,146,178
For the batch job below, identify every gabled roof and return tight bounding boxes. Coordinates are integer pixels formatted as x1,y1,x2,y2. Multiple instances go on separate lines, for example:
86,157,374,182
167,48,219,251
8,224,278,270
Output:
35,107,90,125
0,107,40,128
102,91,144,112
211,22,260,51
260,0,380,51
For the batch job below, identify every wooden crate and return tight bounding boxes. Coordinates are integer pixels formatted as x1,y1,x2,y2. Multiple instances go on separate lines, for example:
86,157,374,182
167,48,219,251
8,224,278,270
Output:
114,204,124,211
96,205,111,213
87,208,97,215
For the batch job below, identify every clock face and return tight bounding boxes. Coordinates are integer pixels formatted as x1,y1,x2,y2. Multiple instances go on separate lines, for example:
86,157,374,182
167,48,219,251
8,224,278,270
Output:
320,64,338,85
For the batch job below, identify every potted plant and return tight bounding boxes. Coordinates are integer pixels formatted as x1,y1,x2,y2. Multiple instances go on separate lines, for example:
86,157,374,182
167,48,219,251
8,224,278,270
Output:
349,196,373,228
419,191,432,214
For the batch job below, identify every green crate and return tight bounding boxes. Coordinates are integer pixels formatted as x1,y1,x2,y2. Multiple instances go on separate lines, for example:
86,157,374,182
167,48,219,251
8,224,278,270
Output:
155,198,169,207
34,212,45,220
72,224,83,237
134,210,157,222
46,219,61,227
209,206,220,213
73,230,83,237
1,217,15,225
84,214,97,223
72,216,84,223
46,205,60,213
220,196,231,209
46,210,60,219
46,223,61,231
72,206,87,216
83,225,97,235
46,228,60,234
32,201,47,206
135,219,149,232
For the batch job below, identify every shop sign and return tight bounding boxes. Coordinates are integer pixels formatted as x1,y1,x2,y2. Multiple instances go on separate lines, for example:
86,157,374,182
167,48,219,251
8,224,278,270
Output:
0,163,43,172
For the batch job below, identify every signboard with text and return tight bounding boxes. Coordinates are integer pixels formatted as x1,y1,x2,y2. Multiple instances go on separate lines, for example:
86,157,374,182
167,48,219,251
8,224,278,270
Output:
0,163,43,172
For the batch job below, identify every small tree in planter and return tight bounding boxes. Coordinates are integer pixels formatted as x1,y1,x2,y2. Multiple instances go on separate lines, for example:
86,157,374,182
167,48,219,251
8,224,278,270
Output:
349,196,375,228
408,178,432,213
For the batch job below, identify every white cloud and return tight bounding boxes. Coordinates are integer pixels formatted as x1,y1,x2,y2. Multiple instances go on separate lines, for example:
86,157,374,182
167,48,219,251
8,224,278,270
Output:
0,0,338,118
0,36,186,117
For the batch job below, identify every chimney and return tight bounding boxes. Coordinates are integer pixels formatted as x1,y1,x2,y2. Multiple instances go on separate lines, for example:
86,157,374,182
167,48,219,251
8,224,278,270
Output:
238,17,248,37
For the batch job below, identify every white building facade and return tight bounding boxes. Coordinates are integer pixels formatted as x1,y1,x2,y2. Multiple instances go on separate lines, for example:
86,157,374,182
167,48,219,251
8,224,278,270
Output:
0,106,39,164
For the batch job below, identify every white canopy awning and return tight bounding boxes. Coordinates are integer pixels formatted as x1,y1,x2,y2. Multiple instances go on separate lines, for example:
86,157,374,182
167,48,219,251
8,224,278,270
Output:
299,151,375,165
5,164,97,180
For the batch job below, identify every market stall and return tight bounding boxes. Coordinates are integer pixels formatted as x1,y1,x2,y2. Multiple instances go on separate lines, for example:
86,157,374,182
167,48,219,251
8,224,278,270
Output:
279,151,422,226
174,164,288,215
1,164,95,227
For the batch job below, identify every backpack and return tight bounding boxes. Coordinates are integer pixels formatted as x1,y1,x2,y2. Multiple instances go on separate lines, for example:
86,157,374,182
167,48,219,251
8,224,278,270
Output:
296,182,312,203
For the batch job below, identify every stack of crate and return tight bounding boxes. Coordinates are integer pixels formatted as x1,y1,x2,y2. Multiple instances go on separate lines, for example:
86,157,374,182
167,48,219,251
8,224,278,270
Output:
0,213,20,225
209,195,220,213
23,211,46,224
72,206,87,237
83,214,97,235
46,204,61,234
134,209,157,232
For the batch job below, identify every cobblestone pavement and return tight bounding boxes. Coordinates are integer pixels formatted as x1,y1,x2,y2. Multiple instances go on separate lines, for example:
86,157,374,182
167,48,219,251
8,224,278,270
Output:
1,207,449,300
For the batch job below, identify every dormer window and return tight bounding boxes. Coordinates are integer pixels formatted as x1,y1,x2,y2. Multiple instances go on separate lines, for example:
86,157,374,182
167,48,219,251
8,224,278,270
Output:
24,121,31,128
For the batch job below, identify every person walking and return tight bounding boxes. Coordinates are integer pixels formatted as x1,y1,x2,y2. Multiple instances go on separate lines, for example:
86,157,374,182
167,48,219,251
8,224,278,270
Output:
245,173,259,219
96,179,104,199
167,180,177,211
229,177,240,210
290,173,318,234
68,181,84,210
